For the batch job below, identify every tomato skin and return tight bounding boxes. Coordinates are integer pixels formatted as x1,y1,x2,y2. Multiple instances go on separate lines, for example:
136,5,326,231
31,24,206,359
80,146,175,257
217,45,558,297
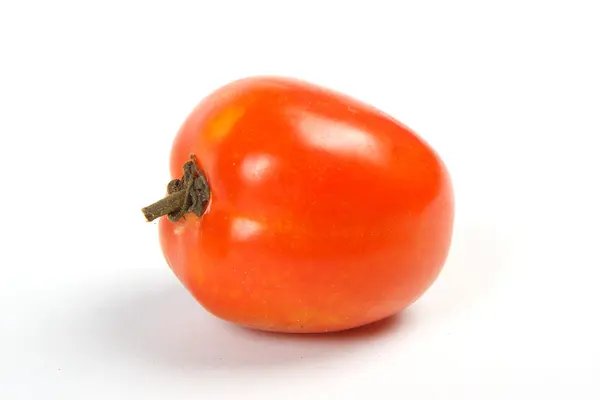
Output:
159,76,454,333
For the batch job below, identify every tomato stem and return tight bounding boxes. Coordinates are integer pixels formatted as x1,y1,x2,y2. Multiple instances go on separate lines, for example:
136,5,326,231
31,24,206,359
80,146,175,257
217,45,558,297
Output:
141,154,210,222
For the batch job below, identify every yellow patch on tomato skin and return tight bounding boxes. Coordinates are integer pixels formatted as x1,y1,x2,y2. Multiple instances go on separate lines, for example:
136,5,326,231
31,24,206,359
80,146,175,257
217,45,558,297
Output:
287,306,345,330
205,105,246,142
174,224,186,236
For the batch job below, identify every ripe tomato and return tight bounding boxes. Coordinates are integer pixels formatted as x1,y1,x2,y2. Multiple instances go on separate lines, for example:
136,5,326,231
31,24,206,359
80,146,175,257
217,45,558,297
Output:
144,76,454,333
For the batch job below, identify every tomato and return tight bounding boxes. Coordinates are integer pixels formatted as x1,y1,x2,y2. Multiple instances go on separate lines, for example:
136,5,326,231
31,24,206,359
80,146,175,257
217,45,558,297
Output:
143,76,454,333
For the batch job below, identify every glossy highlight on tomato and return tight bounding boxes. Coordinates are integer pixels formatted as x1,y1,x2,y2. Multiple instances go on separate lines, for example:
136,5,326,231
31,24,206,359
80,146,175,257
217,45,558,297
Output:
150,76,454,333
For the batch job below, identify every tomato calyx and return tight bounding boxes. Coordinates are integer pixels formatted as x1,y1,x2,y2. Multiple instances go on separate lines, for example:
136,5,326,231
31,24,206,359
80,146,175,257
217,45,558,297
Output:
141,155,210,222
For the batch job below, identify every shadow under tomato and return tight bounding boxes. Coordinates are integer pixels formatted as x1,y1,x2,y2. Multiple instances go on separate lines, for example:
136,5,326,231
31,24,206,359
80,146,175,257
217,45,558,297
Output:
77,278,411,370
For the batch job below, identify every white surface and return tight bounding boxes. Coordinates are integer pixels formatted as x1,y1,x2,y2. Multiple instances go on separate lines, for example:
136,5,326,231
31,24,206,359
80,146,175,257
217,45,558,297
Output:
1,0,599,398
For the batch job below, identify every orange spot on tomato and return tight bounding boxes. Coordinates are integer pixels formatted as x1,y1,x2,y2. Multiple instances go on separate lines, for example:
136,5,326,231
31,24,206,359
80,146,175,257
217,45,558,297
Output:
205,105,245,142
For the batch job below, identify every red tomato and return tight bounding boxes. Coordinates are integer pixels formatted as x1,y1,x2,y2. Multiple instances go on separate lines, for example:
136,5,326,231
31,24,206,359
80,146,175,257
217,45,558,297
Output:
144,76,454,333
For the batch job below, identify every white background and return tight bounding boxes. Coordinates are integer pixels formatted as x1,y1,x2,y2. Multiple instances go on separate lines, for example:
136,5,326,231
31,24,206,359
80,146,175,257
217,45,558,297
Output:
1,0,599,398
